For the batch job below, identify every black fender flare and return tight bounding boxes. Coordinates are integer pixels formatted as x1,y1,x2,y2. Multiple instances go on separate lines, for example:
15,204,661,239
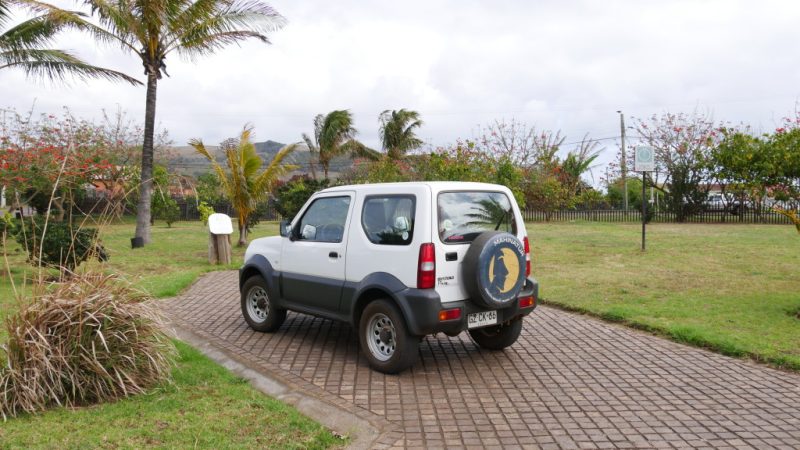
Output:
239,254,281,306
346,272,412,326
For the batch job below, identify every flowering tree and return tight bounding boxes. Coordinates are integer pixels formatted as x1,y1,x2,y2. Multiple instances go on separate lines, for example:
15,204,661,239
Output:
632,112,722,222
765,119,800,232
477,119,562,168
0,109,115,221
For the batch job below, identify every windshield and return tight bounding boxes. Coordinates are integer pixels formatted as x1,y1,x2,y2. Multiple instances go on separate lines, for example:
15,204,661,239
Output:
438,191,516,243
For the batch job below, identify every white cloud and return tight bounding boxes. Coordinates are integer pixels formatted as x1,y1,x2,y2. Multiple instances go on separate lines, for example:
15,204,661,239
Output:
3,0,800,174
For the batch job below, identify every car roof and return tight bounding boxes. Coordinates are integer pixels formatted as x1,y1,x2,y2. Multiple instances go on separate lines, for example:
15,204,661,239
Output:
318,181,513,195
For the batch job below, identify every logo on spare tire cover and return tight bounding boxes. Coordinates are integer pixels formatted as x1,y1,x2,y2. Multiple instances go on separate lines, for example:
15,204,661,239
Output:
488,246,520,295
463,232,526,308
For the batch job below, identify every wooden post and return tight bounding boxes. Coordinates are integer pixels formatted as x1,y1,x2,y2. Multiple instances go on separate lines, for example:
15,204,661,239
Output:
217,233,232,265
208,231,217,264
208,231,232,265
207,213,234,265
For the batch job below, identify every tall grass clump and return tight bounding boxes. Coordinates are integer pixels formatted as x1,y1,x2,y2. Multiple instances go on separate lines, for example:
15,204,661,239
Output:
0,273,176,419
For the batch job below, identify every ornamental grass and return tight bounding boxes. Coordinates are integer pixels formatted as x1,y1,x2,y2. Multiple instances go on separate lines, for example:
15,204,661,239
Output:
0,272,175,419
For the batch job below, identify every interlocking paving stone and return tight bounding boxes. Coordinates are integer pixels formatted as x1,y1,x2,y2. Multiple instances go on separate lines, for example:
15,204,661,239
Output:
162,271,800,449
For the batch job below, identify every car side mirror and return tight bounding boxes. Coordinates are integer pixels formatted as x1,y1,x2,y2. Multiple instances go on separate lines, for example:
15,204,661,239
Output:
280,219,292,239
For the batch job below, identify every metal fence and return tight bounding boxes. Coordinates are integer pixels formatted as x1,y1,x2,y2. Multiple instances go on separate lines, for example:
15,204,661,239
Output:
522,207,794,224
73,198,794,225
71,198,282,222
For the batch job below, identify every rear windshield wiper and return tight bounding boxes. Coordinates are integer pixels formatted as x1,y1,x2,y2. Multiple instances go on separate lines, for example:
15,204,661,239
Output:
494,209,510,230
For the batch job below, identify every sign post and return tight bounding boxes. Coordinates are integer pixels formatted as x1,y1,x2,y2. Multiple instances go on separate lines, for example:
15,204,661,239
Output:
208,213,234,265
634,146,655,251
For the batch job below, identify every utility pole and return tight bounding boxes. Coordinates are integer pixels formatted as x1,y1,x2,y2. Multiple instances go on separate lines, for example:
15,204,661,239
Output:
618,111,628,210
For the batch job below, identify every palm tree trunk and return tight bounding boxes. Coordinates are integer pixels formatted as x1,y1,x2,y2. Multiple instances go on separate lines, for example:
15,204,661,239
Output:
238,221,247,246
135,73,158,245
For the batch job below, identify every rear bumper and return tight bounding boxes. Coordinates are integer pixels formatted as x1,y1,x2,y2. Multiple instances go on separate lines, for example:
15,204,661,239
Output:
395,278,539,336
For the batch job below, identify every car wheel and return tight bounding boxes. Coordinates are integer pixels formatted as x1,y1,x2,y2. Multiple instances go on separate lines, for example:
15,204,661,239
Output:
468,317,523,350
359,299,419,374
241,276,286,332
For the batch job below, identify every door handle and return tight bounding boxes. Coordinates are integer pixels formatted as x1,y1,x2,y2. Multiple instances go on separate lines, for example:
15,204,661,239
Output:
329,251,339,258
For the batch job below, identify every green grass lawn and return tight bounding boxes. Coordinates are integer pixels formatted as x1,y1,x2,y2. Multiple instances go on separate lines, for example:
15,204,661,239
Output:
0,220,342,448
0,341,341,449
528,221,800,370
0,220,277,323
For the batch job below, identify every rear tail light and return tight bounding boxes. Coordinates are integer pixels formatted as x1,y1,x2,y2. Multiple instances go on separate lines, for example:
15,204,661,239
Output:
519,296,535,308
438,308,461,321
417,243,436,289
523,236,531,277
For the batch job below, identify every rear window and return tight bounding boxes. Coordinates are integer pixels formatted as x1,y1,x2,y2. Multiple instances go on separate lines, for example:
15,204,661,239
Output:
438,191,516,244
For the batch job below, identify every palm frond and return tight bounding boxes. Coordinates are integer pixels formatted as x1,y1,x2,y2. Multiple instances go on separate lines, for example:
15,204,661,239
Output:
0,48,140,84
1,1,139,83
0,2,10,29
189,138,230,194
167,0,285,54
253,142,298,196
342,139,380,161
379,109,424,158
301,132,318,153
18,0,140,52
312,114,324,145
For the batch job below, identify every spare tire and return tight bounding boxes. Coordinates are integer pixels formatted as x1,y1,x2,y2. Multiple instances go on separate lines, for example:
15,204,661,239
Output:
462,231,526,309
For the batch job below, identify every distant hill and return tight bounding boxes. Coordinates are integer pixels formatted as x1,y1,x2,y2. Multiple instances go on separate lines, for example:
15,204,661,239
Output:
167,139,356,179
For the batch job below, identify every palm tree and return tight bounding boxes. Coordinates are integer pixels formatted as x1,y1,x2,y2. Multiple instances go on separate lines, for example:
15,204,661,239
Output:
379,109,423,160
80,0,285,245
560,136,601,196
0,0,137,83
191,124,297,246
302,110,378,179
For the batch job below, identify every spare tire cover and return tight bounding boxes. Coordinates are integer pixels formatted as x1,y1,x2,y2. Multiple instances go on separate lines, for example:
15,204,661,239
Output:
462,231,526,309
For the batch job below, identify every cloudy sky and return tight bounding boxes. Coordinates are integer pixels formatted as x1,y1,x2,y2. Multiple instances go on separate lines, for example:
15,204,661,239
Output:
3,0,800,174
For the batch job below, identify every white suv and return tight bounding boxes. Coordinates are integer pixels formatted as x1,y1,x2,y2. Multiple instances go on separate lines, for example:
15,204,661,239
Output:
240,182,539,373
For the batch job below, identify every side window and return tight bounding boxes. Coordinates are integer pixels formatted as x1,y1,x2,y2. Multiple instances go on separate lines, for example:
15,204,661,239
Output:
296,196,351,243
361,196,415,245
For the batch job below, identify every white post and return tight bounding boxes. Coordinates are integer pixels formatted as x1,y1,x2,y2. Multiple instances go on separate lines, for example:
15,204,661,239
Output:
1,185,5,209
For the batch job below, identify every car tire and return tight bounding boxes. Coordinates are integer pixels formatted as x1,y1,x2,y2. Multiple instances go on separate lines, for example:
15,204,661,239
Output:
241,276,286,332
463,231,526,309
468,317,523,350
359,299,419,374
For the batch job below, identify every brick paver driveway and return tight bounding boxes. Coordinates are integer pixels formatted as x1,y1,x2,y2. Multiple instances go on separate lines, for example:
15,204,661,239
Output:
163,271,800,449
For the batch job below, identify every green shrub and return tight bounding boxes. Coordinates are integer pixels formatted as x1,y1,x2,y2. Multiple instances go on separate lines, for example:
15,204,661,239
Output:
13,218,107,271
153,194,180,227
1,212,16,243
274,177,329,220
198,201,215,225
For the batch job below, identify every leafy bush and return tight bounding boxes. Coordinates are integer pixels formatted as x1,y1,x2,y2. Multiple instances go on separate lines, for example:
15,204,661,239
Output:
13,218,107,271
1,212,16,242
196,172,224,204
0,273,176,419
274,177,329,220
152,193,180,227
245,201,271,233
198,201,215,225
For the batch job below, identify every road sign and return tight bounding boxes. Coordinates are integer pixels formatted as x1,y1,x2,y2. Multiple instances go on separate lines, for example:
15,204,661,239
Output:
634,146,655,172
